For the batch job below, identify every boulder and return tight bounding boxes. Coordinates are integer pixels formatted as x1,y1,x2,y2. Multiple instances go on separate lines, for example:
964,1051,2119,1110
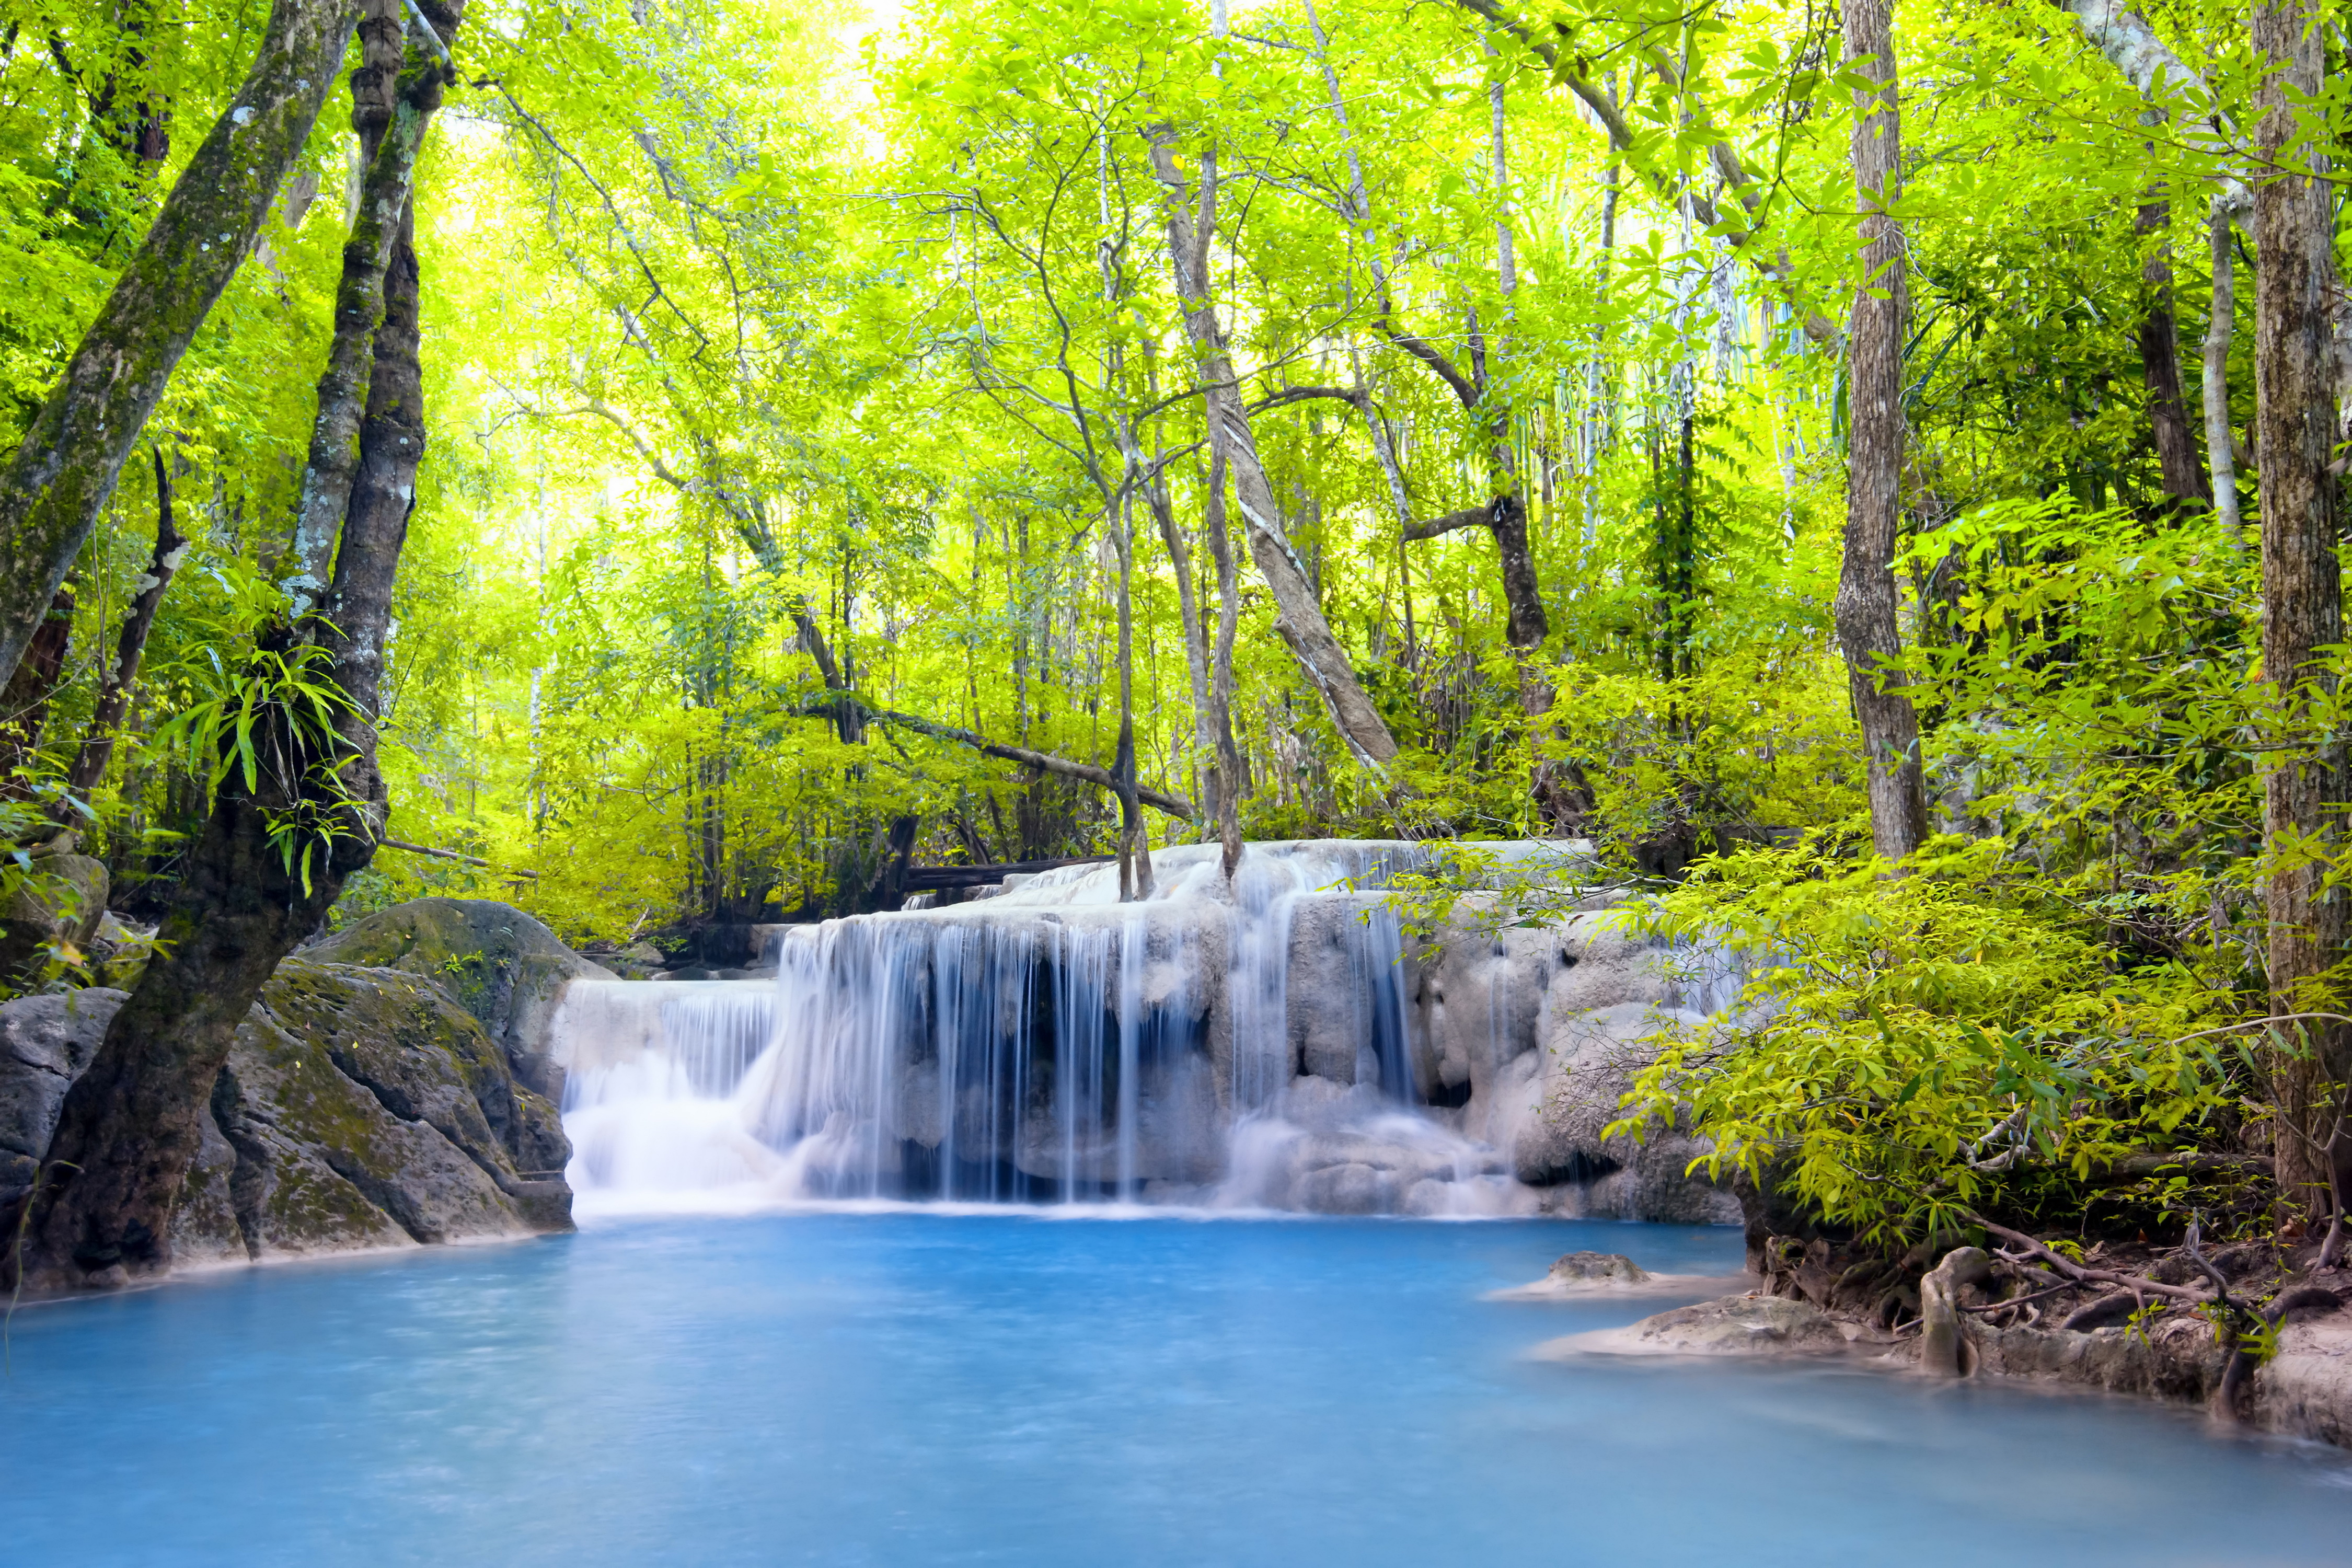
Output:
1549,1250,1652,1285
306,898,614,1105
1481,910,1745,1226
0,991,113,1210
0,953,574,1274
0,852,108,989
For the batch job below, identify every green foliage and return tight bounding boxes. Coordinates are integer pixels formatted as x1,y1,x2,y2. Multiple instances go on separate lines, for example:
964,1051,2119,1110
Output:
0,0,2337,981
155,636,362,895
1605,835,2241,1244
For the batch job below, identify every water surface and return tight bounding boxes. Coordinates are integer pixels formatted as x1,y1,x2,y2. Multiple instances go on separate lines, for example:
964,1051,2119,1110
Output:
3,1215,2346,1565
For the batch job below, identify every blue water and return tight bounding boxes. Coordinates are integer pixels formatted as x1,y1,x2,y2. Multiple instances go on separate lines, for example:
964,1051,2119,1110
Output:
3,1215,2348,1566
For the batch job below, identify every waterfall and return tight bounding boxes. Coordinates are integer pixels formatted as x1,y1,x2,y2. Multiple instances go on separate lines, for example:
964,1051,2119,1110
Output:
554,840,1578,1217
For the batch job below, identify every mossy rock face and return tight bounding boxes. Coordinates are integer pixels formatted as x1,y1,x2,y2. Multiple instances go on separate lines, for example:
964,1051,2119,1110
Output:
306,899,614,1106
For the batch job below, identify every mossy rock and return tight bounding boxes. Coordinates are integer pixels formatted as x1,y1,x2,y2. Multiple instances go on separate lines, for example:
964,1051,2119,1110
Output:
307,898,613,1105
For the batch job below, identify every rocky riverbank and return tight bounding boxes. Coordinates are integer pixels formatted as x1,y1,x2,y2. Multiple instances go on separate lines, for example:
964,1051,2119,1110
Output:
2,899,606,1281
1529,1243,2352,1451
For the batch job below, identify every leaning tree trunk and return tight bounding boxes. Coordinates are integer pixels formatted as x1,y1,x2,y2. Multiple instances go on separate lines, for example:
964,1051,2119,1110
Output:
2249,0,2347,1230
8,2,463,1295
0,0,359,689
1147,138,1399,769
1832,0,1929,863
65,446,187,796
2135,198,2212,508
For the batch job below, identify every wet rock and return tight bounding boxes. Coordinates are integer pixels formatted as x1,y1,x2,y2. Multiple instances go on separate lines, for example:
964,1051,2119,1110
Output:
1506,978,1742,1225
0,990,113,1211
1599,1293,1852,1355
1549,1250,1651,1285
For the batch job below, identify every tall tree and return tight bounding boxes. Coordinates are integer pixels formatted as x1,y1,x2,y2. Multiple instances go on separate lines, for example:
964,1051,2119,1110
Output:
1147,135,1399,770
0,0,360,690
9,0,467,1294
2248,0,2346,1230
1834,0,1928,862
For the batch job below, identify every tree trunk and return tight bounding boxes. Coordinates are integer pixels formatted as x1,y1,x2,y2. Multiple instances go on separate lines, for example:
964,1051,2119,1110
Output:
1146,138,1398,769
2250,0,2346,1225
2204,200,2244,544
1833,0,1929,863
1204,454,1246,875
0,0,359,690
1111,482,1151,900
9,2,462,1295
2135,198,2211,507
0,584,76,797
285,0,442,613
66,446,187,797
1142,455,1227,845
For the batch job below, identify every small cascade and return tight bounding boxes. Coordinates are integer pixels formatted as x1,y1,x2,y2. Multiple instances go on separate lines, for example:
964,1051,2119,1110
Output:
554,840,1611,1217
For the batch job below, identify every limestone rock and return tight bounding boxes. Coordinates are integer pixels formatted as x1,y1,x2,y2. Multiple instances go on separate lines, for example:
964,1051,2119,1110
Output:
0,949,576,1274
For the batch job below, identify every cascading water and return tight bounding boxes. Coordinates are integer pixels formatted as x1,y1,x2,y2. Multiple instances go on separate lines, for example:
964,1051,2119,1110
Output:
555,840,1612,1217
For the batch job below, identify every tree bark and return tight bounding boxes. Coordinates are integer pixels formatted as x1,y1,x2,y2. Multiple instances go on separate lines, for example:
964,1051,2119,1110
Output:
1146,137,1398,768
1834,0,1929,863
2249,0,2346,1224
0,583,76,797
2204,200,2244,544
2135,198,2211,506
66,446,187,796
0,0,359,690
9,0,462,1295
285,0,442,613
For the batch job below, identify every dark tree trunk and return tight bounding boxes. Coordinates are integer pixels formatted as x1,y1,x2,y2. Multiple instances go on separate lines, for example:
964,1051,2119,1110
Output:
2249,0,2347,1227
1833,0,1929,863
8,3,463,1295
287,0,439,612
66,446,186,797
0,0,358,690
0,583,76,796
2136,198,2211,508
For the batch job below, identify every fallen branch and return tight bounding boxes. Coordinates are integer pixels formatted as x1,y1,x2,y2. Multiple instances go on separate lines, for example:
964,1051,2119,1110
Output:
377,838,539,880
801,698,1195,818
